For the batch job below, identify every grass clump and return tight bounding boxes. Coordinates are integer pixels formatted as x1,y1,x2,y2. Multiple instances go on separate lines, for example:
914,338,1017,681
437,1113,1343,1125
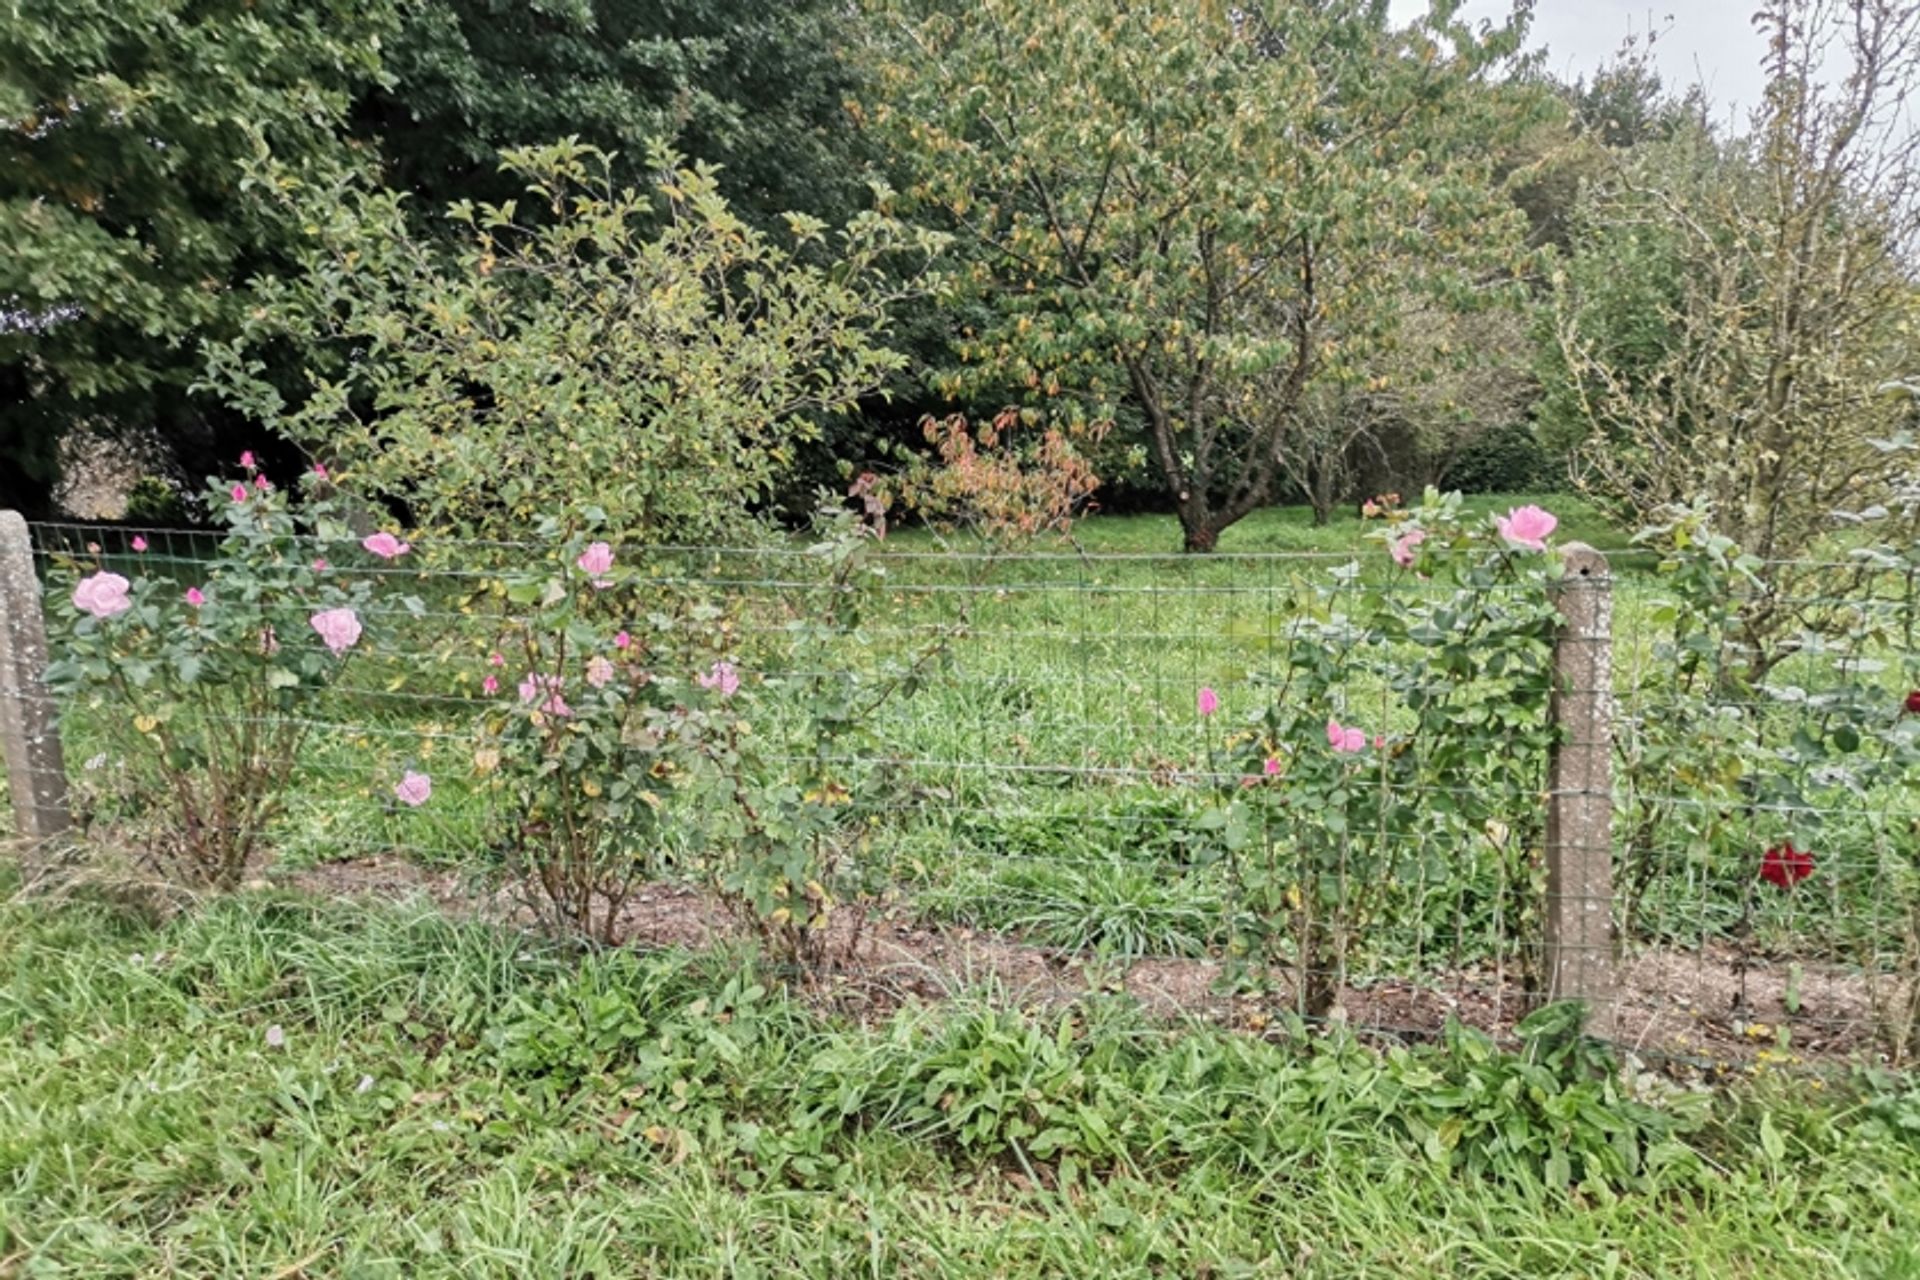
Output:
3,886,1918,1278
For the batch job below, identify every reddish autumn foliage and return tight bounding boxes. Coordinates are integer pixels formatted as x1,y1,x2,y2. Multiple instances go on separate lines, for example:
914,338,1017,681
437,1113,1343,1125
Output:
1759,840,1815,889
867,411,1109,546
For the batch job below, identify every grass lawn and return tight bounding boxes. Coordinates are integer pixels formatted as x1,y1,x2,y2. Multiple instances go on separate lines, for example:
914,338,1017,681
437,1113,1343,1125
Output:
968,492,1636,559
3,883,1919,1279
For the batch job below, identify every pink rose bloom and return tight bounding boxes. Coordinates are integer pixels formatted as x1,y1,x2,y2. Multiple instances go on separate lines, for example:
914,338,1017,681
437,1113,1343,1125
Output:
697,660,740,698
231,483,249,503
613,631,631,650
482,674,500,695
309,607,362,655
361,531,411,560
394,771,432,808
312,463,329,481
312,558,328,572
239,451,256,470
518,673,572,717
1197,687,1220,718
72,572,132,619
1495,505,1557,552
1391,528,1426,568
1325,717,1366,754
586,655,615,688
186,586,205,607
1263,755,1282,777
130,536,148,553
576,541,614,587
487,651,505,667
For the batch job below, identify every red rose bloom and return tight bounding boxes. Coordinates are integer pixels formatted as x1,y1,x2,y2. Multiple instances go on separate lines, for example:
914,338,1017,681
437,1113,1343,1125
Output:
1759,840,1815,889
1905,689,1920,715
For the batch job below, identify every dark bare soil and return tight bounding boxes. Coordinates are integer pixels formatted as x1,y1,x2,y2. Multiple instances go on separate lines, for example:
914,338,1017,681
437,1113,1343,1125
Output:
292,855,1900,1070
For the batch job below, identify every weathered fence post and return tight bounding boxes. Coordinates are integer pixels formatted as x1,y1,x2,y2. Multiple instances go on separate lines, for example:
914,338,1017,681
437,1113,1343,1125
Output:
0,511,69,841
1545,542,1616,1038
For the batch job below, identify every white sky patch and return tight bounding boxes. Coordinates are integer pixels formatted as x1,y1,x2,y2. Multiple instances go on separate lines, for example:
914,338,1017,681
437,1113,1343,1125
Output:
1388,1,1774,131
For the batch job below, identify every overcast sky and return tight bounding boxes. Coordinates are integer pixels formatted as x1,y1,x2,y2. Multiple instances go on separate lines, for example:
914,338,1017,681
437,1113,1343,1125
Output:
1387,2,1773,130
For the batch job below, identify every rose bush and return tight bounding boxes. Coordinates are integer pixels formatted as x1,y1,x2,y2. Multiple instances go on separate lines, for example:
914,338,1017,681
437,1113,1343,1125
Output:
1192,494,1563,1016
45,462,396,888
473,500,939,960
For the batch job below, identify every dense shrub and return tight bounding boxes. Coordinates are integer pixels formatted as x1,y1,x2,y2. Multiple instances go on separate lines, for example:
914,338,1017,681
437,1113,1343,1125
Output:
45,462,400,888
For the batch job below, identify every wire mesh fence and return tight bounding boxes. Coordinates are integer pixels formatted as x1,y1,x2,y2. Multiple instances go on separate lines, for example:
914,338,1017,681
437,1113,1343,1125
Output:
4,513,1917,1068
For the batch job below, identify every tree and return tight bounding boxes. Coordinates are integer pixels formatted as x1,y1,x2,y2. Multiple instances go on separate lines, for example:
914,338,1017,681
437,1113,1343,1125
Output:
1552,0,1920,667
0,0,396,513
866,0,1540,550
1310,302,1541,511
355,0,871,230
208,142,942,543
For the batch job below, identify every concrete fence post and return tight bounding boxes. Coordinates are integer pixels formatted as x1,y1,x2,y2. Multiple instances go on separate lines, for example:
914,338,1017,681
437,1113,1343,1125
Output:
1544,542,1616,1038
0,511,70,841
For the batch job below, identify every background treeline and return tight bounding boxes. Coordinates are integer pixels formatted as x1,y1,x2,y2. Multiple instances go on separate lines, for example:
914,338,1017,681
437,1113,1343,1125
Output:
4,1,1916,556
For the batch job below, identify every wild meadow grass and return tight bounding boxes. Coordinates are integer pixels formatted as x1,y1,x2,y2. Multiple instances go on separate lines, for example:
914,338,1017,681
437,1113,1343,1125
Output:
3,880,1919,1278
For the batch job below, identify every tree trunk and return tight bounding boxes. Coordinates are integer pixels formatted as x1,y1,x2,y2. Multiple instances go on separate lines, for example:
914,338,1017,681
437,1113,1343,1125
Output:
1181,517,1220,553
1308,460,1336,527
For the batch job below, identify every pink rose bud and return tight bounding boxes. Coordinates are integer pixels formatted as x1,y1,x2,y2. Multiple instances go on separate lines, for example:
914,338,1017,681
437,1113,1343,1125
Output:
130,536,148,552
240,451,256,470
614,631,631,650
186,586,205,607
231,483,248,503
696,660,740,698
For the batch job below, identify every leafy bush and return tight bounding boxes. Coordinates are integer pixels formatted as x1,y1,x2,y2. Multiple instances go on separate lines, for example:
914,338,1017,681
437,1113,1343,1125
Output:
1618,502,1920,1055
45,462,401,888
473,499,944,960
471,521,712,942
209,140,944,543
1192,492,1562,1014
122,476,186,527
1447,420,1552,494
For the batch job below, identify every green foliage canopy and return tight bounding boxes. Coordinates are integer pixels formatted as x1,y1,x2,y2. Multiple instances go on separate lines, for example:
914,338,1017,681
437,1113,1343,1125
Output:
866,0,1543,550
0,0,396,510
209,141,943,542
357,0,871,228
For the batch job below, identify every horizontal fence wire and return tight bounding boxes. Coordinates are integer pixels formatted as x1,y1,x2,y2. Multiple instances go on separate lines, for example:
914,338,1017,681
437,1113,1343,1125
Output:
6,520,1918,1068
